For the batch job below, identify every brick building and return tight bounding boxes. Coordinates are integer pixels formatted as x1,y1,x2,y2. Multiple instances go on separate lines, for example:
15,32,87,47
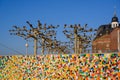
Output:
92,13,120,53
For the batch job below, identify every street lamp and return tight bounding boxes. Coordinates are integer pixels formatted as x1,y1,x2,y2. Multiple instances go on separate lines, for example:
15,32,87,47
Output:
25,41,29,55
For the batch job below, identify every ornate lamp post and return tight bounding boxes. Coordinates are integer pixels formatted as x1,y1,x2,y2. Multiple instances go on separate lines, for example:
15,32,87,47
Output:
25,41,29,55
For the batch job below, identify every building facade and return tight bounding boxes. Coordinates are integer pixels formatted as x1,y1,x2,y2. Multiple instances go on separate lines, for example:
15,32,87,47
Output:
92,13,120,53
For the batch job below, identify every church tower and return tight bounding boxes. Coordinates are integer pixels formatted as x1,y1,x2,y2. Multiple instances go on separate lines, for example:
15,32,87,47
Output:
111,10,119,28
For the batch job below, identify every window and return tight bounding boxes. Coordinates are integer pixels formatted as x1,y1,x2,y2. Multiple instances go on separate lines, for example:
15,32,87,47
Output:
113,24,115,28
116,24,117,27
106,44,109,47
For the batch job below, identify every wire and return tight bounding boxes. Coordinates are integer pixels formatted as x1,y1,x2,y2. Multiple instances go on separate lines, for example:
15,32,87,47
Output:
0,42,24,55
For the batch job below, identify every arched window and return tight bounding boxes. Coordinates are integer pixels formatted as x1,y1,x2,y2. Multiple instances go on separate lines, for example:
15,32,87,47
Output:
113,24,115,28
116,24,118,27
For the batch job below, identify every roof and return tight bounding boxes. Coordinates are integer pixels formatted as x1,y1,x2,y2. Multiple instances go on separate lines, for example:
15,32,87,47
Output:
94,24,113,40
112,16,119,22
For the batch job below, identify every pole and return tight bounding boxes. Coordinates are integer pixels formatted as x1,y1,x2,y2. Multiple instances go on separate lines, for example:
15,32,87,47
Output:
25,42,29,55
118,30,120,52
78,37,80,54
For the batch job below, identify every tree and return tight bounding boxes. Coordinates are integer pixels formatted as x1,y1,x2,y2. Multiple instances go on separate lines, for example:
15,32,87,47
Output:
9,20,59,55
63,24,97,54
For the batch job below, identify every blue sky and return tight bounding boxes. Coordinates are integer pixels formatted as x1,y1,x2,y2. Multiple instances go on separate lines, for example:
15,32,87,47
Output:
0,0,120,55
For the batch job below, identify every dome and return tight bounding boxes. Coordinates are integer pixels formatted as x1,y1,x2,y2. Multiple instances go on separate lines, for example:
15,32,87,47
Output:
112,16,119,22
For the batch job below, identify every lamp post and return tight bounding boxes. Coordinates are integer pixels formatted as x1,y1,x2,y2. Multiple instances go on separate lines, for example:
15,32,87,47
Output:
25,41,29,55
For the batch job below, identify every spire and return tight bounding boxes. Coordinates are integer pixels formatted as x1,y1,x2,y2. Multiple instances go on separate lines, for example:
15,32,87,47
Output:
114,6,116,17
111,6,119,28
